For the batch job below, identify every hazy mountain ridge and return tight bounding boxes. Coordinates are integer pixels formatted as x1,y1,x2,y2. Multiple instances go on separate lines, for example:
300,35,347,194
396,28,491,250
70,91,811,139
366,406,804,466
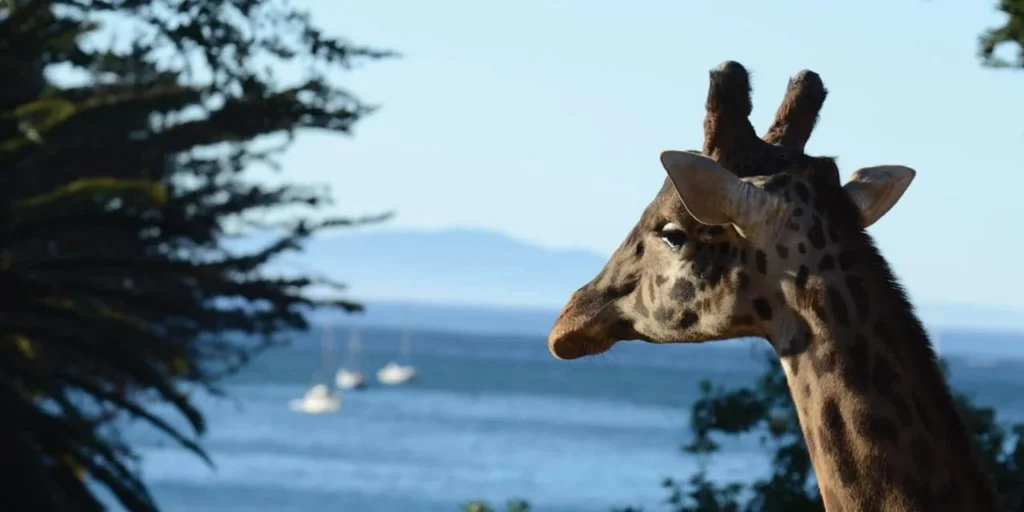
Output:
284,226,607,309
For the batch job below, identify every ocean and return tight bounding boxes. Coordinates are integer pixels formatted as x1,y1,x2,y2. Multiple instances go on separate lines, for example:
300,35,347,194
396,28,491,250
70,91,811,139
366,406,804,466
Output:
103,325,1024,512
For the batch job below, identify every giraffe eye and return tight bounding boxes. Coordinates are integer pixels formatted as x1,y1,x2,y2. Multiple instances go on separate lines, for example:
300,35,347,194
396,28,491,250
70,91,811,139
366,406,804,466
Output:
658,223,688,250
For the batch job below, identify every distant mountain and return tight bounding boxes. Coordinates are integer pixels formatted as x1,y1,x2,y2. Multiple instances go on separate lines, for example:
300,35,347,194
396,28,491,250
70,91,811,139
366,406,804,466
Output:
256,226,1024,333
288,227,606,309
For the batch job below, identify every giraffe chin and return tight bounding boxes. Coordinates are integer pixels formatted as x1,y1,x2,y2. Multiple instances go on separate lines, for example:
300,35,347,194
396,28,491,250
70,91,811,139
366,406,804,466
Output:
547,330,617,360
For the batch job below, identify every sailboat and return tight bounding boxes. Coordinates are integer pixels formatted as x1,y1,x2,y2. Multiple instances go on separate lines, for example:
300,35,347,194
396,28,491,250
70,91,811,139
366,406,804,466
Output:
335,328,367,390
288,383,341,414
376,330,416,385
289,326,342,413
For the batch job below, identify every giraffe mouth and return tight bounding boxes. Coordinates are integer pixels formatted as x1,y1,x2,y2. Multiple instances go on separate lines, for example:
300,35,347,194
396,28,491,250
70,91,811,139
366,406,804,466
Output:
548,329,618,360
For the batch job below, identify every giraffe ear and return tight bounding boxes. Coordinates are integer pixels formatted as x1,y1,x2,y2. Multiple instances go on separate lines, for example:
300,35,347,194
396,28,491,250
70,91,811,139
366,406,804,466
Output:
660,150,785,240
842,165,916,228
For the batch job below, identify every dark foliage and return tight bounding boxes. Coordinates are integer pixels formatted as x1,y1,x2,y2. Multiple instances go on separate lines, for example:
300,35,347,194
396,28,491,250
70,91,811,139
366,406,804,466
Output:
0,1,393,510
630,353,1024,512
981,0,1024,68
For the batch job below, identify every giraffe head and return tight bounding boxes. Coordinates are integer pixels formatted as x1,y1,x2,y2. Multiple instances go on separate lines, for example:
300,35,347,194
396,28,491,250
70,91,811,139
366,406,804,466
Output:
548,62,916,360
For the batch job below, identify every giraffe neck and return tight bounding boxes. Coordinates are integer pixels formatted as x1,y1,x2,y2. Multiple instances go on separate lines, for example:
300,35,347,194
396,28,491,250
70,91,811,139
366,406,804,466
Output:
771,242,1001,511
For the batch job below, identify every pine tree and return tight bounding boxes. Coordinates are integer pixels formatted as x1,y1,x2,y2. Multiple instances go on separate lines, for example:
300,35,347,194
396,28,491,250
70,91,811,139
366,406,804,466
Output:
0,1,393,510
980,0,1024,68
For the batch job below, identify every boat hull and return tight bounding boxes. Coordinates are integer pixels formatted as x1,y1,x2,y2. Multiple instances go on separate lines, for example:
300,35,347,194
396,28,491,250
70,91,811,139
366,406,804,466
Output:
377,363,416,385
336,370,367,390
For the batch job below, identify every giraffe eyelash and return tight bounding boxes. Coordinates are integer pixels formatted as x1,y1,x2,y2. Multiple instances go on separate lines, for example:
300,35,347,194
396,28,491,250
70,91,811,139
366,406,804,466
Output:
657,223,688,249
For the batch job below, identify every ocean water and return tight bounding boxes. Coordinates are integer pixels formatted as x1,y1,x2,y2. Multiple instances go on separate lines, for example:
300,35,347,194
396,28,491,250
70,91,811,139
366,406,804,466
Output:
104,326,1024,512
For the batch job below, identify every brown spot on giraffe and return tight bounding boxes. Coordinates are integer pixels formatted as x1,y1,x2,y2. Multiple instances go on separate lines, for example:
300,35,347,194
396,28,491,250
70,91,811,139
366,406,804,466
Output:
547,62,1004,511
819,253,836,272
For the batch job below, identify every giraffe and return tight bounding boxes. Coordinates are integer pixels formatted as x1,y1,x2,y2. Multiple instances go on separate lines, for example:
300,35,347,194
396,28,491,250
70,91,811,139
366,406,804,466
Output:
547,61,1002,511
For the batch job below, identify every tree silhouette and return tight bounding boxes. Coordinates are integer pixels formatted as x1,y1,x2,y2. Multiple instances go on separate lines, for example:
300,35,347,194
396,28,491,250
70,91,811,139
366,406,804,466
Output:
1,1,393,510
980,0,1024,68
630,353,1024,512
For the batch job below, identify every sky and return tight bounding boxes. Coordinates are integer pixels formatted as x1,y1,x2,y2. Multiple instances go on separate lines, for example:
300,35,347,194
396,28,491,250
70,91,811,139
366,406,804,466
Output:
267,0,1024,311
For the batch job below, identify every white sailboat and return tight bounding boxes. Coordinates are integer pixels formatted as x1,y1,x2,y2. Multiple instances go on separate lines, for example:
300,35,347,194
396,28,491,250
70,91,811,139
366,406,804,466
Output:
289,326,342,413
377,330,416,385
288,383,341,414
335,328,367,390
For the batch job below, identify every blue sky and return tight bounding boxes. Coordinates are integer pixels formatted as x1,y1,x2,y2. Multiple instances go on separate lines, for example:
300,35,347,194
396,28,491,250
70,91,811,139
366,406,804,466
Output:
270,0,1024,311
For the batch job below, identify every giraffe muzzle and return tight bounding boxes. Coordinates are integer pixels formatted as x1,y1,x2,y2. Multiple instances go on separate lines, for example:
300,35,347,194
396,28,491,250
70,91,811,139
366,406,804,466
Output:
548,292,617,360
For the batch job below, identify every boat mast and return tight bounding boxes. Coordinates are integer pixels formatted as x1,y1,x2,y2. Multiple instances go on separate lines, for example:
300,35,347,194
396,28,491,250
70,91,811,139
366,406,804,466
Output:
321,325,334,375
399,330,412,363
345,328,362,371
